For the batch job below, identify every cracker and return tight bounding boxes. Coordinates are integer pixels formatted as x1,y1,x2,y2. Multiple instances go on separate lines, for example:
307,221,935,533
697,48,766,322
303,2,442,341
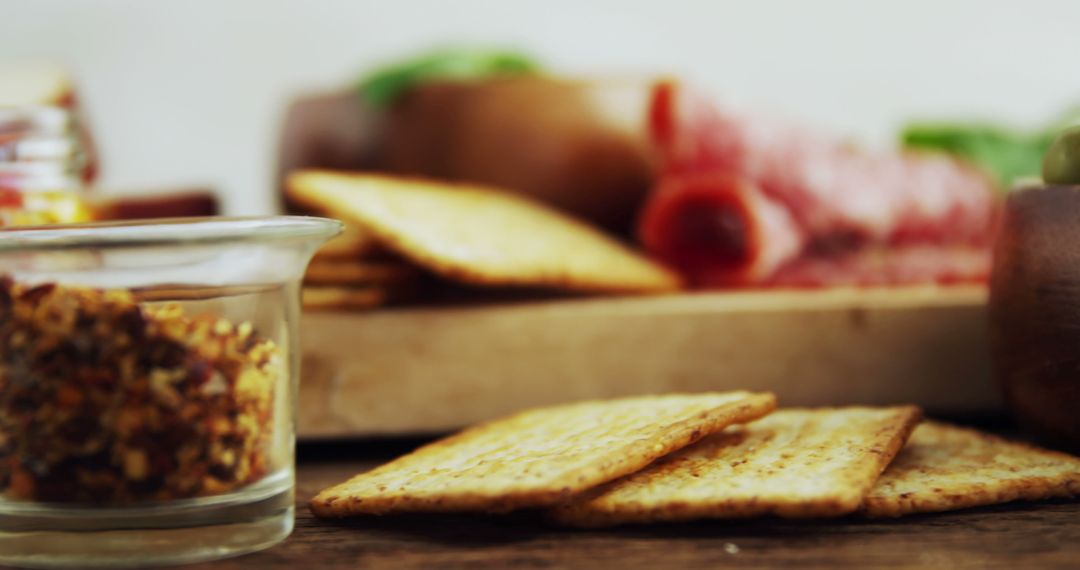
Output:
314,223,382,259
309,391,776,517
287,171,682,293
304,260,419,286
862,422,1080,517
302,286,388,311
550,406,921,527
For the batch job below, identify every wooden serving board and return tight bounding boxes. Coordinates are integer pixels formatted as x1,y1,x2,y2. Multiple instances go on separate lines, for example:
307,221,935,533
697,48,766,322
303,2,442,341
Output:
297,286,996,439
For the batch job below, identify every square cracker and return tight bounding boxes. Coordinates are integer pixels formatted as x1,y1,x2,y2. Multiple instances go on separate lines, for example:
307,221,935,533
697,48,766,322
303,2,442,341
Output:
309,391,776,517
550,406,921,527
287,171,682,294
862,421,1080,517
314,223,382,259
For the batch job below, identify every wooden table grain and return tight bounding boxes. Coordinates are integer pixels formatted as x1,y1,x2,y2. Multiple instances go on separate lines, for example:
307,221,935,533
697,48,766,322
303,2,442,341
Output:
189,439,1080,570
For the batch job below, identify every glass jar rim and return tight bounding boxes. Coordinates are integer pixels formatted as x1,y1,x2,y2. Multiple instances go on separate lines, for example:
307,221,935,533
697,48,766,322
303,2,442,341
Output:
0,216,343,251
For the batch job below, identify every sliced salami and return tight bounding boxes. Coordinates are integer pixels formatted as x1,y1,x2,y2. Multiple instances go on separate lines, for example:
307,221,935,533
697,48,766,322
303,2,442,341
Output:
640,81,999,287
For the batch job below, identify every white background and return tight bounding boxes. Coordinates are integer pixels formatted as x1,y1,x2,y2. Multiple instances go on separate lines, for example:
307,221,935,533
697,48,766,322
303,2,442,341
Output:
5,0,1079,214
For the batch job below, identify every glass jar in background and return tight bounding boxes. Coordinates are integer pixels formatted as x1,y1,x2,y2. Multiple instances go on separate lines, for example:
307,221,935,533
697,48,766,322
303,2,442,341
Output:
990,185,1080,454
0,104,96,226
0,217,340,567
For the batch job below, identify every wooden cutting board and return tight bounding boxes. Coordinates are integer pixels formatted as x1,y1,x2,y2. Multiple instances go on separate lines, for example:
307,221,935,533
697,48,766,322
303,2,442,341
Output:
297,285,996,439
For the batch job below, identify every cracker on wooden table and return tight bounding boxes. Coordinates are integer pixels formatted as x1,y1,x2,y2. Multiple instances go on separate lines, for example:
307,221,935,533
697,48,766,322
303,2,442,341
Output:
286,171,682,294
309,391,777,517
303,260,419,286
862,422,1080,518
550,406,922,527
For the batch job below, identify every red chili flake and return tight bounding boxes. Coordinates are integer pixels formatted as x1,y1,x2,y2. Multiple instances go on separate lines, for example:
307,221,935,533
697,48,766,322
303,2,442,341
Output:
0,278,281,504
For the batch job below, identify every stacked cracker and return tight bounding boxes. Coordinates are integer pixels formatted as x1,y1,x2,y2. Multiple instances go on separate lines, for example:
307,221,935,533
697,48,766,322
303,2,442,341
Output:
288,171,682,311
311,393,1080,526
302,223,423,311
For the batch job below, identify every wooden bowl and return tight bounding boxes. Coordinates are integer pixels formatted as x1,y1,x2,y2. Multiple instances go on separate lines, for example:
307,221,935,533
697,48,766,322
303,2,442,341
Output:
990,184,1080,452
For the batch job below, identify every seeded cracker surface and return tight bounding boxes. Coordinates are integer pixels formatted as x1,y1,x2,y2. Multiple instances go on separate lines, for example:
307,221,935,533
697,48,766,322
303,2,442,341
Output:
310,392,777,516
551,407,921,527
0,278,282,504
862,421,1080,517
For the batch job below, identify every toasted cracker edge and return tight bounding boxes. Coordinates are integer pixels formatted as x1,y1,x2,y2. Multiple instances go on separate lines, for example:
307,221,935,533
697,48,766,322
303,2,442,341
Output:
861,421,1080,518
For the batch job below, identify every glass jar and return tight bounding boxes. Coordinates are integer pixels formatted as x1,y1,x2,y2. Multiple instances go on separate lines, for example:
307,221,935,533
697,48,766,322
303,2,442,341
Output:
0,216,340,567
989,185,1080,453
0,105,96,226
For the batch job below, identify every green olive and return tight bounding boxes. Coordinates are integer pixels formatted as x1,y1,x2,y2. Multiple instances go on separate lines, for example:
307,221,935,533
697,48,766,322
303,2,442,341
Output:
1042,126,1080,185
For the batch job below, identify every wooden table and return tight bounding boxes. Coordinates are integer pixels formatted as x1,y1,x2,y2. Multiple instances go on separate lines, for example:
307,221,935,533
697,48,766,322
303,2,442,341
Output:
189,437,1080,570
